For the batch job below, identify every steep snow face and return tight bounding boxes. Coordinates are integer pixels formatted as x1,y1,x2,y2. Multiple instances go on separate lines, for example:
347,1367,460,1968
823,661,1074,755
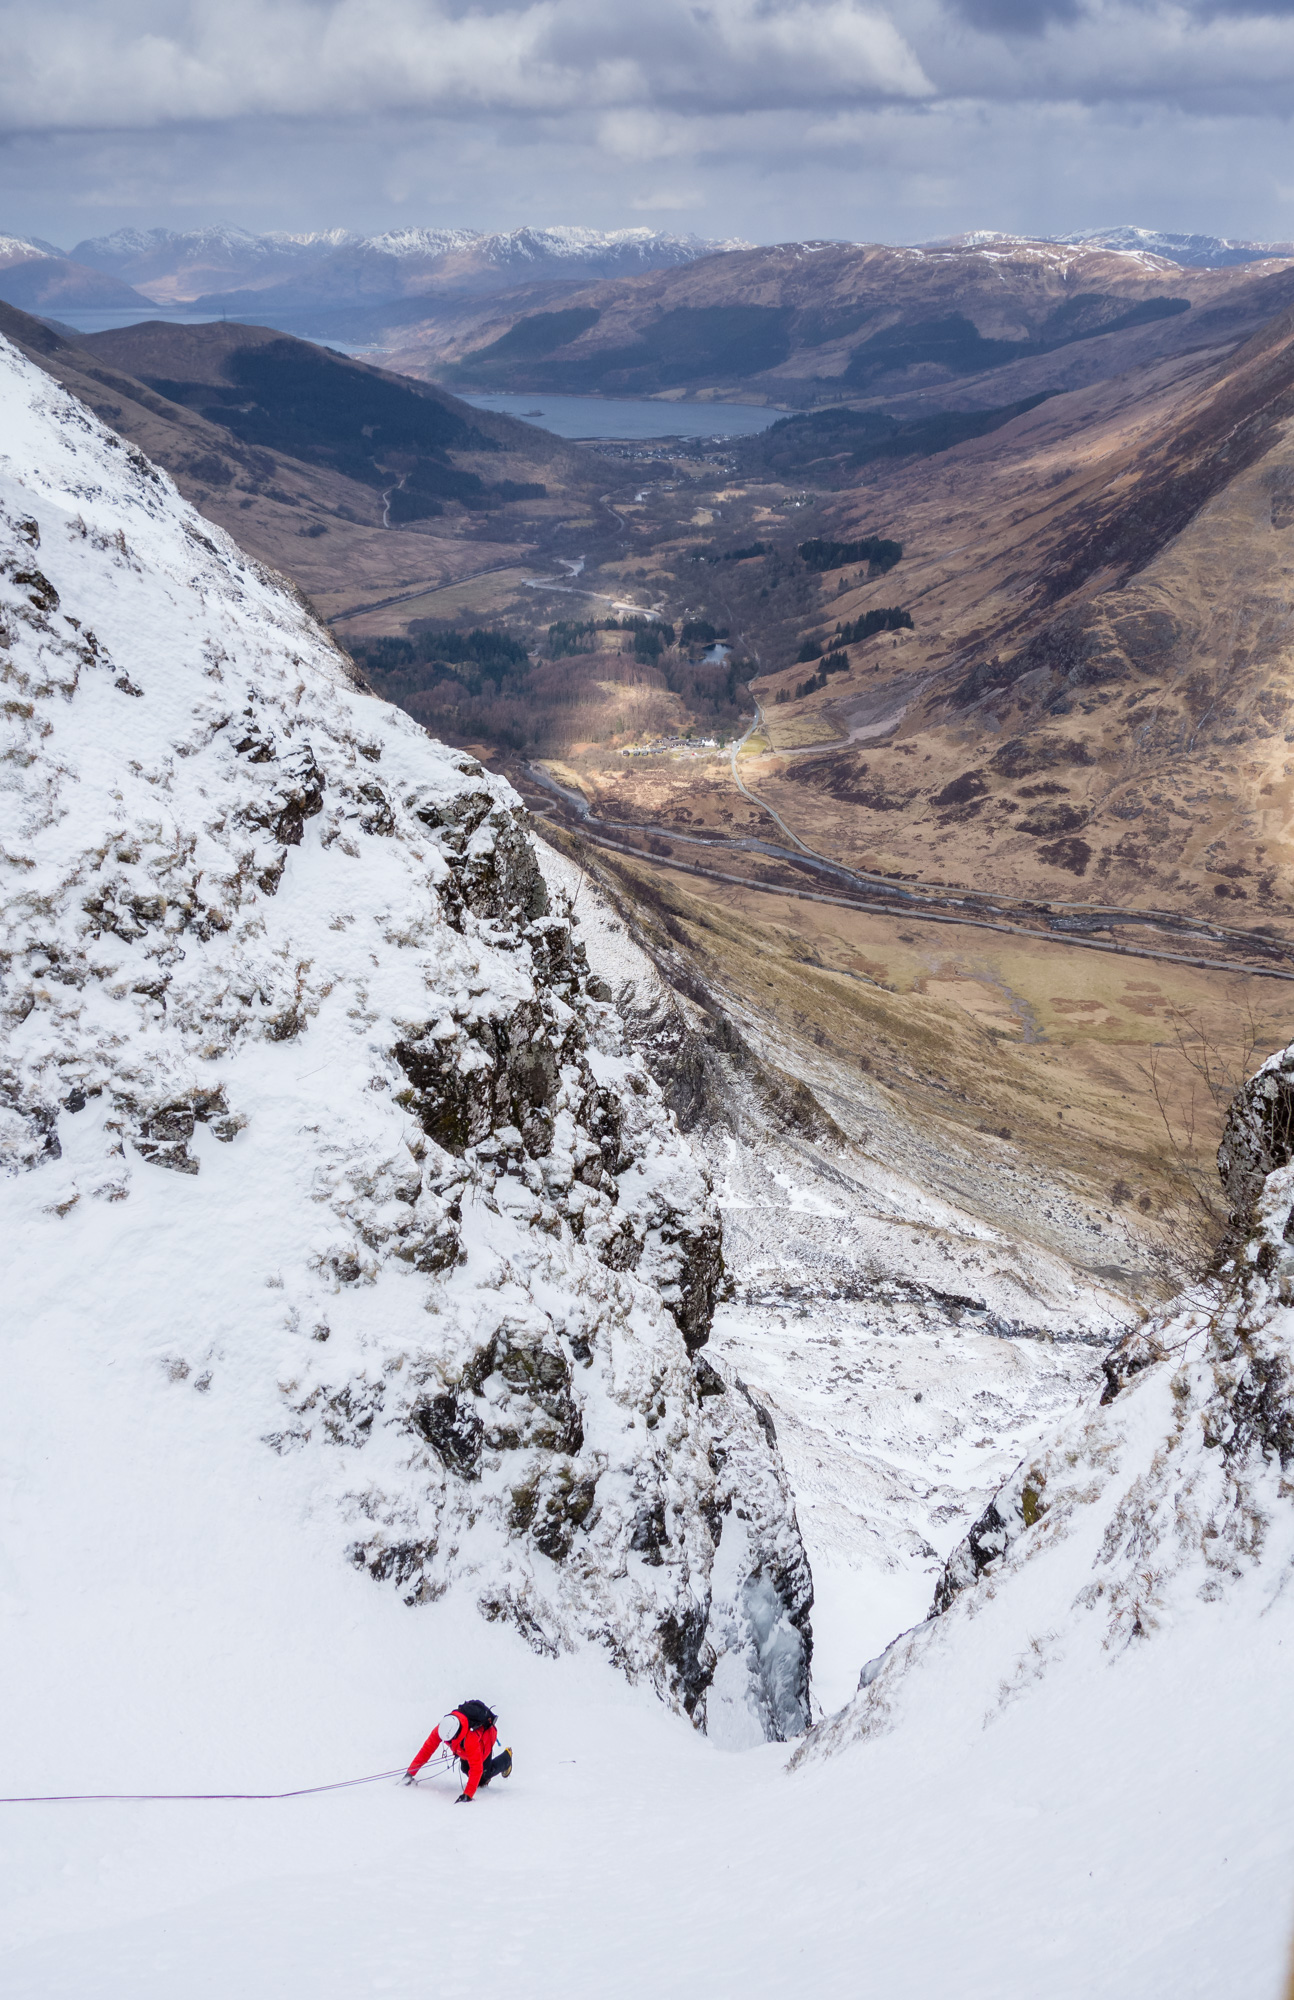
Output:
0,331,811,1741
799,1047,1294,1879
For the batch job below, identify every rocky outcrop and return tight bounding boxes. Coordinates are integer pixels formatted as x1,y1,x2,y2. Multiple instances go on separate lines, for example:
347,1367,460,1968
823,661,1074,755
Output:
0,331,812,1740
1216,1044,1294,1263
793,1037,1294,1769
924,1050,1294,1629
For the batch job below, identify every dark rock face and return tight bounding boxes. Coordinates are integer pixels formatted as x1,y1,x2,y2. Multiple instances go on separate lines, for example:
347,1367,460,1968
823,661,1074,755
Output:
1217,1049,1294,1252
1223,1343,1294,1468
119,1085,240,1175
352,1539,439,1590
630,1497,671,1564
395,999,569,1160
930,1495,1014,1615
1099,1326,1166,1405
414,1392,484,1480
464,1326,585,1456
237,735,326,848
656,1209,724,1356
133,1103,200,1174
406,776,549,927
657,1604,713,1717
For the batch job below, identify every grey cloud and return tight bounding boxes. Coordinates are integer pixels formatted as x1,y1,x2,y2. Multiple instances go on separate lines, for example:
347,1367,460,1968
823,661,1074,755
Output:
0,1,933,133
947,0,1084,31
3,0,1294,257
2,0,1291,140
946,0,1294,28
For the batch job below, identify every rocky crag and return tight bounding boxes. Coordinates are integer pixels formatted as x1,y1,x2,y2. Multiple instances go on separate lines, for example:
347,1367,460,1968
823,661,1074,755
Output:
0,332,811,1744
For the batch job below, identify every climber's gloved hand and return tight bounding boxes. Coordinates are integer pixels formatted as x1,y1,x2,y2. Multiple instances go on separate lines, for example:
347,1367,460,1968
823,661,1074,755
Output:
401,1772,418,1786
455,1792,472,1803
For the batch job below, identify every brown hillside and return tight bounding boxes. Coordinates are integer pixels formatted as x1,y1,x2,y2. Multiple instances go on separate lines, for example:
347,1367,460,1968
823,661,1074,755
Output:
383,239,1294,411
0,305,596,622
580,306,1294,943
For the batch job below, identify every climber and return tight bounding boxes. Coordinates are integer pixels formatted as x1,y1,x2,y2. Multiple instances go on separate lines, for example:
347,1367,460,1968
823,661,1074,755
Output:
403,1700,513,1802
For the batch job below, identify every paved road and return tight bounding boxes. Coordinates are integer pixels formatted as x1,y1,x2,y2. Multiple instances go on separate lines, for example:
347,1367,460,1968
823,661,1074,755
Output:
721,691,1293,966
545,823,1294,983
326,559,529,625
523,739,1294,979
729,699,819,857
522,575,661,618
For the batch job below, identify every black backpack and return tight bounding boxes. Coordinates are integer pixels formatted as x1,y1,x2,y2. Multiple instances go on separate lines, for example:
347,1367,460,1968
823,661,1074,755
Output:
456,1699,497,1733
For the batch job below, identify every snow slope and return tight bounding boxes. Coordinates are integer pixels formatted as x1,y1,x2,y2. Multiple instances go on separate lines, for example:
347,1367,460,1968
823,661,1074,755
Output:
2,1222,1289,1997
0,325,811,1748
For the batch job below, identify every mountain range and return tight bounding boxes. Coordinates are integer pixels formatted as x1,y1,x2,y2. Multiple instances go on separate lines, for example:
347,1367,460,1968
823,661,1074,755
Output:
0,224,744,317
4,220,1294,334
395,234,1294,407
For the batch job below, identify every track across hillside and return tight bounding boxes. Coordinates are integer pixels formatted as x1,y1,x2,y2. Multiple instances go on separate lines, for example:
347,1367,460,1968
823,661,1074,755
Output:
520,733,1294,980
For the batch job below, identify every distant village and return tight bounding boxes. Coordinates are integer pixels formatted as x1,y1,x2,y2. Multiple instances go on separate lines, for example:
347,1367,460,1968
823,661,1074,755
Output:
620,734,723,757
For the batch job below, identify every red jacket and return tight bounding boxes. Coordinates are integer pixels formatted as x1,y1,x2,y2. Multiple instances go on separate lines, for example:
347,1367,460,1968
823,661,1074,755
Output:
408,1711,497,1799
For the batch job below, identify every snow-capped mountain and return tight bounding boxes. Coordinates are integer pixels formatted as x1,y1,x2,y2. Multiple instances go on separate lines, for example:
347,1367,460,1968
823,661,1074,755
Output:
925,225,1294,271
67,224,354,283
63,224,744,308
0,235,55,266
0,237,152,311
364,225,730,269
1060,225,1294,268
0,328,810,1745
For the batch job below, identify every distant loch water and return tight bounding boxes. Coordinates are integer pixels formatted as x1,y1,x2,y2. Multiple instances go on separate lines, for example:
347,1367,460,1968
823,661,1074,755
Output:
459,391,785,440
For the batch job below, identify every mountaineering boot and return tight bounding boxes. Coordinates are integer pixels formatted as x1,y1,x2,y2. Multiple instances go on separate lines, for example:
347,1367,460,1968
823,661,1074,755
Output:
478,1747,513,1789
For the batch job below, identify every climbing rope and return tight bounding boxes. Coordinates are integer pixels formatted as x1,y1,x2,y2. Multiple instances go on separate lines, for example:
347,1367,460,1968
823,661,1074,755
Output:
0,1767,406,1804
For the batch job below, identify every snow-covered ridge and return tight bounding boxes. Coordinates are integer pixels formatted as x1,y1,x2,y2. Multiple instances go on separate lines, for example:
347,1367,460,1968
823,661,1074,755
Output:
945,224,1294,270
1061,224,1294,268
0,331,810,1743
363,225,744,265
63,223,745,287
65,224,355,264
0,234,54,266
797,1044,1294,1778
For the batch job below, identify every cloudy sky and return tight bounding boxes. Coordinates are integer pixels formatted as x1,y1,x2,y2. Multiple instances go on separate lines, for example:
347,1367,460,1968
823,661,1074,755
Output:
3,0,1294,248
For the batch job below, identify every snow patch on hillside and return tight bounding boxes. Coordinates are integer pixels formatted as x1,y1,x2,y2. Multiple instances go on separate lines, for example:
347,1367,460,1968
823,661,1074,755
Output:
0,236,53,267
